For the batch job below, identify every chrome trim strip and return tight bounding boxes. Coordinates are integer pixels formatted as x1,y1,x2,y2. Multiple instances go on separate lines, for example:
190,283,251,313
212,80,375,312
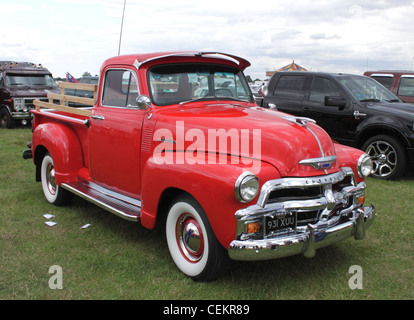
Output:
306,123,324,157
61,182,141,222
35,110,87,125
84,180,142,208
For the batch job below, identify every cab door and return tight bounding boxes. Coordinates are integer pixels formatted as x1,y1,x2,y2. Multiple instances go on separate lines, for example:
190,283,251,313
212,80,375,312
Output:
266,74,307,117
302,76,357,144
88,67,145,198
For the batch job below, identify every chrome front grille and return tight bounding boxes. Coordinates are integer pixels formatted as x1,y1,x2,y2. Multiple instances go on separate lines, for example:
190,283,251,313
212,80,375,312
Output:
24,98,48,109
267,185,323,204
235,167,366,241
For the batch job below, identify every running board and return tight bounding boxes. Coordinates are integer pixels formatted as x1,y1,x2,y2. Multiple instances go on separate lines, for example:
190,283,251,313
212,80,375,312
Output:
62,179,141,222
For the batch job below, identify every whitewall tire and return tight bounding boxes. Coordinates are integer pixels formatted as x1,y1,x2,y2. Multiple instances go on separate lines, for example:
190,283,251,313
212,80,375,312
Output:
166,194,229,281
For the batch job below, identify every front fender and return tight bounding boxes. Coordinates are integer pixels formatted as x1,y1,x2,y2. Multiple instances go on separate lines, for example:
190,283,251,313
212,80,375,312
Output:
356,116,411,147
32,122,84,185
140,153,280,248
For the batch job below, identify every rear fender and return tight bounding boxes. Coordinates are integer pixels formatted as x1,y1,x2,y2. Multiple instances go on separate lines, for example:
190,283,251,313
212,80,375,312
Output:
32,122,84,185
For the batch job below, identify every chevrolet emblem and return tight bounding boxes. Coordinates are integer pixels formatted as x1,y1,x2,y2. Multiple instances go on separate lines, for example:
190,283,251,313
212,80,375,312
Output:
299,155,337,170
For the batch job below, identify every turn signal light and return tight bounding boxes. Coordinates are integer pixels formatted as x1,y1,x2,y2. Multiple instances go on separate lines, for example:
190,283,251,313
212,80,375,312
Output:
246,222,260,234
358,195,365,205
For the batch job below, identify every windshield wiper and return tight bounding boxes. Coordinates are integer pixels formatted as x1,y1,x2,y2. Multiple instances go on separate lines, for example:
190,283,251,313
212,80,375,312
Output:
219,97,250,103
386,99,400,102
179,96,216,106
179,96,251,106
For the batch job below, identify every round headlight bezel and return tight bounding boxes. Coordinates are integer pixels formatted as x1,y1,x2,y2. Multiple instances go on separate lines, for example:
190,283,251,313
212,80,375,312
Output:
235,171,259,203
357,153,373,178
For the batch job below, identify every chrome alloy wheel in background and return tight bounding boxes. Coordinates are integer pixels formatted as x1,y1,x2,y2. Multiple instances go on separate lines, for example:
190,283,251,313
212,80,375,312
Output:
362,134,407,180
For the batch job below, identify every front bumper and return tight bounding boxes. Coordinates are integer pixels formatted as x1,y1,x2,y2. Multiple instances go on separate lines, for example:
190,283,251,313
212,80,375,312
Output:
228,167,376,261
228,205,375,261
12,111,33,120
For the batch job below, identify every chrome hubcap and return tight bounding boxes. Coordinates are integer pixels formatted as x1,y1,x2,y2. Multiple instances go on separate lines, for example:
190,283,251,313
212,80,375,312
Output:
366,141,397,178
46,163,57,195
176,214,204,262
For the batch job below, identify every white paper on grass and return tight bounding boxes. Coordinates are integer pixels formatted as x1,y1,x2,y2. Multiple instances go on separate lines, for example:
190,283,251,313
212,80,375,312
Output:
45,221,57,227
43,214,55,219
80,224,91,229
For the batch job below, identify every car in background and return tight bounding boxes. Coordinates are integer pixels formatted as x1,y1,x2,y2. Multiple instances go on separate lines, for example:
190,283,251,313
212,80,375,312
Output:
364,70,414,103
249,82,266,106
263,71,414,180
0,61,59,128
65,76,99,106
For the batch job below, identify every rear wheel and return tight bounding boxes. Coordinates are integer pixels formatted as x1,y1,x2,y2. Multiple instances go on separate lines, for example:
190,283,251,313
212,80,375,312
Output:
41,153,73,206
165,194,229,282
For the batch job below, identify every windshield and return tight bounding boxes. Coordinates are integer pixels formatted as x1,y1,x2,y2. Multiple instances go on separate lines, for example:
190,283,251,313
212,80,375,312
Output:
5,73,58,88
339,75,399,102
148,64,253,106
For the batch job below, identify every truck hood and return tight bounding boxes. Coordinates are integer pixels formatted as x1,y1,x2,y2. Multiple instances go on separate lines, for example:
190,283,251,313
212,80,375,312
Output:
364,100,414,120
5,86,60,97
153,103,338,177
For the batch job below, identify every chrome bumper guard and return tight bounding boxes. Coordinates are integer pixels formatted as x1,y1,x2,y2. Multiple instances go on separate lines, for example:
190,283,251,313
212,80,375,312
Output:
228,168,376,261
12,111,32,120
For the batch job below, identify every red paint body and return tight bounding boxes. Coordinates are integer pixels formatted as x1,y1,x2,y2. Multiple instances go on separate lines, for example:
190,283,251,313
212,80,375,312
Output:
30,52,367,249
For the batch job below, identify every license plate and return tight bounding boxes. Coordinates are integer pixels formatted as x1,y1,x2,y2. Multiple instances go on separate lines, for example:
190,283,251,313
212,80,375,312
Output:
265,212,297,234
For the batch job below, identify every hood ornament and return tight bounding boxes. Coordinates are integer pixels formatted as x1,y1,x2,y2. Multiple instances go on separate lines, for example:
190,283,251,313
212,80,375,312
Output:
282,116,316,127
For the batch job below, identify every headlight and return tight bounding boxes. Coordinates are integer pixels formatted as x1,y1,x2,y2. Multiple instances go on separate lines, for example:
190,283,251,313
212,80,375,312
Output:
235,172,259,203
357,153,373,178
13,98,24,111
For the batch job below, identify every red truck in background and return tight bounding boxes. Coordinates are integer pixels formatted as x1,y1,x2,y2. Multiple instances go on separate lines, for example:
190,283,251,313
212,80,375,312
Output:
364,70,414,104
23,52,376,281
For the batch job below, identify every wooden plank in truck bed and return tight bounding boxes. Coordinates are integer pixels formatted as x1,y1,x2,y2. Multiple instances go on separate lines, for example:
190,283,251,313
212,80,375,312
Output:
33,81,97,117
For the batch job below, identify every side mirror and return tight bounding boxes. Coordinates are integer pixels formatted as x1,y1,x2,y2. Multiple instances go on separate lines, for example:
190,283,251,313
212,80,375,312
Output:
325,96,347,108
136,95,152,110
136,95,153,119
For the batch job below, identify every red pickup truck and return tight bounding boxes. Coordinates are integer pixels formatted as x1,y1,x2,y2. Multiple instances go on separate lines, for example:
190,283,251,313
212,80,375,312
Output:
24,52,376,281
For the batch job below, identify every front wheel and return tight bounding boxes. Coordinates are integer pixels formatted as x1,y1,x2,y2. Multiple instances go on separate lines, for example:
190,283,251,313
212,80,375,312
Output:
0,108,14,129
362,135,407,180
41,153,73,206
165,194,229,282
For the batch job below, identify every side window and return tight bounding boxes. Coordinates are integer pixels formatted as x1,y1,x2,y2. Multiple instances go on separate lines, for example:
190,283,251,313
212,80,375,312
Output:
309,77,341,103
102,69,139,108
371,76,393,89
273,75,305,99
397,77,414,97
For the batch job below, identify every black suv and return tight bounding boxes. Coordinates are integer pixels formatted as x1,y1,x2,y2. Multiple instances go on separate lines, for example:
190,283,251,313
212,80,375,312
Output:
263,71,414,179
0,61,59,128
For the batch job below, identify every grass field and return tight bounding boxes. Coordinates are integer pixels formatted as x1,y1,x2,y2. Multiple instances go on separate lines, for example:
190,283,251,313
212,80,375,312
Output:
1,128,413,300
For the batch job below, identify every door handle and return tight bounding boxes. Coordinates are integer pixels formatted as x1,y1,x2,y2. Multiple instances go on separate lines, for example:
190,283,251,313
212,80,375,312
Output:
91,115,105,120
353,110,366,119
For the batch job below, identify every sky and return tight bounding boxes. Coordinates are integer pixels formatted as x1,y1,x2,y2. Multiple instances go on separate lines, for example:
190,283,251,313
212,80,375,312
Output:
1,0,414,80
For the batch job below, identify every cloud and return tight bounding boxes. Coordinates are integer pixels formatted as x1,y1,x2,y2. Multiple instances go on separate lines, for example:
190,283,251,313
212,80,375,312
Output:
1,0,414,80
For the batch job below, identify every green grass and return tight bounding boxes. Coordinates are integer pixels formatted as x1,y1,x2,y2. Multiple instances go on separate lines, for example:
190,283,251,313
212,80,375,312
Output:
1,128,413,300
